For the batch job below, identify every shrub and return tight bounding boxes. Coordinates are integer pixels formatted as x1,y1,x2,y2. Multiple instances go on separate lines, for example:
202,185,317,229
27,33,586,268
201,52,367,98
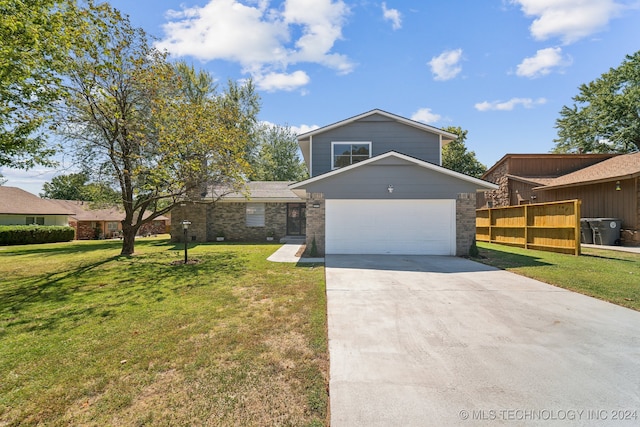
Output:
309,236,318,257
469,239,479,258
0,225,75,245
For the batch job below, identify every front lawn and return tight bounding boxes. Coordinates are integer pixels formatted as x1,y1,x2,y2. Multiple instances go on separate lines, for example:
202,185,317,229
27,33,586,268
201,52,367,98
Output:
0,238,327,426
475,242,640,311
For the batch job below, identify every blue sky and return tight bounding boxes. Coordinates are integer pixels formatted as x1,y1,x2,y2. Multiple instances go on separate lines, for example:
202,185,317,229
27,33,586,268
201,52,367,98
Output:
3,0,640,194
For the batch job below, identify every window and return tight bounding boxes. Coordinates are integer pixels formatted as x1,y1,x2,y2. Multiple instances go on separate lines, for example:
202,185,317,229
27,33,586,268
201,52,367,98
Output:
25,217,45,225
332,142,371,169
246,203,265,227
107,222,118,231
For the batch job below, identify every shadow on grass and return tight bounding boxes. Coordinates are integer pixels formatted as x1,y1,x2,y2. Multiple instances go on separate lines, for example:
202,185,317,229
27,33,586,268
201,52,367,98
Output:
0,249,247,334
0,240,124,256
581,253,637,263
0,238,174,257
476,246,553,270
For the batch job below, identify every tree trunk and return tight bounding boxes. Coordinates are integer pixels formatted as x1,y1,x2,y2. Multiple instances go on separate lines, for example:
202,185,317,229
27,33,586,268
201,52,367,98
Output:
120,225,137,256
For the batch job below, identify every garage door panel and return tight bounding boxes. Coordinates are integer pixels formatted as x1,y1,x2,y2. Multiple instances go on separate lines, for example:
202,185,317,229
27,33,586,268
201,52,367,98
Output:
325,200,455,255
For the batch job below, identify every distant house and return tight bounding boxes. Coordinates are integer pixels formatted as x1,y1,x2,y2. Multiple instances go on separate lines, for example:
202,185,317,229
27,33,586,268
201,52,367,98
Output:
480,152,640,246
48,200,169,240
173,109,498,256
0,186,75,226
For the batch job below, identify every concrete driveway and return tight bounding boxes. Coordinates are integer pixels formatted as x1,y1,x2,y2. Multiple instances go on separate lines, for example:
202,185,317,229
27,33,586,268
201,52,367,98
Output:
326,255,640,426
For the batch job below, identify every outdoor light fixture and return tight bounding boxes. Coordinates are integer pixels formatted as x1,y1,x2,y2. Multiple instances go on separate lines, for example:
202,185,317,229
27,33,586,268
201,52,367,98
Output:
615,181,622,191
387,184,394,194
312,203,320,208
181,220,191,263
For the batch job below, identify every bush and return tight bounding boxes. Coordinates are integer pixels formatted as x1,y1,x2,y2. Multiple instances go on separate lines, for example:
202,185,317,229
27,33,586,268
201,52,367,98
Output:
469,240,479,258
0,225,75,245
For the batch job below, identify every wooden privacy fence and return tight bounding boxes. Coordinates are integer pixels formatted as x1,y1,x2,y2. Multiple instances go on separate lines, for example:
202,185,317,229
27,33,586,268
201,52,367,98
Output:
476,199,581,255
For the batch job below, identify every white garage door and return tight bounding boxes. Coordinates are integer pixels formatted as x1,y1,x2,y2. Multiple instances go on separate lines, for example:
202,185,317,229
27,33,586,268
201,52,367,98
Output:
325,199,456,255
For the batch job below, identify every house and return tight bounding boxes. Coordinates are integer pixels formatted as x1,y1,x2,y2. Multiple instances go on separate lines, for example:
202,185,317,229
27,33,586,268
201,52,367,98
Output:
0,186,169,239
0,186,75,226
48,199,169,240
478,153,617,207
533,152,640,246
172,109,498,256
480,152,640,245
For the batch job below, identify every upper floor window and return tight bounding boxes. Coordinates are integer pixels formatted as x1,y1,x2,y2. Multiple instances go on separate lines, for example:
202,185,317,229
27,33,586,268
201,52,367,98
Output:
332,142,371,169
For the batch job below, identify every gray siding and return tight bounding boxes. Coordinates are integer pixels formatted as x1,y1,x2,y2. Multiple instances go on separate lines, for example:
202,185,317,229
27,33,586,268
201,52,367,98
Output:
311,114,440,177
302,162,482,199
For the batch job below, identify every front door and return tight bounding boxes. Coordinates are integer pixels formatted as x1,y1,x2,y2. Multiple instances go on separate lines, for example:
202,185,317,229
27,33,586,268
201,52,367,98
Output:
287,203,306,236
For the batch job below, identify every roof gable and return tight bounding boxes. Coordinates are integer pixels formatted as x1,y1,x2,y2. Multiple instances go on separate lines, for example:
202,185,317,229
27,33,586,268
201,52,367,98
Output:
290,151,498,192
297,109,457,142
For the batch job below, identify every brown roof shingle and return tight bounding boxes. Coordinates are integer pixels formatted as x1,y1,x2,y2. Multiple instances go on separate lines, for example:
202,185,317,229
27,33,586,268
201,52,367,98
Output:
538,152,640,190
47,199,169,222
209,181,303,201
0,187,76,215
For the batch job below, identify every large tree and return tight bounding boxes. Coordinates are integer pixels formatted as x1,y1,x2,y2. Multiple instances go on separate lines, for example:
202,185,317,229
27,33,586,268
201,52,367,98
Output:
441,126,487,178
57,4,259,255
554,50,640,153
0,0,83,170
248,123,308,181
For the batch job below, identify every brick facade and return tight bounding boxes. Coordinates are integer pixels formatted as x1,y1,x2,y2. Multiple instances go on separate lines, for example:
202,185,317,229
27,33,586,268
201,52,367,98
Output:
456,193,477,256
139,220,167,236
173,192,480,257
304,193,325,256
171,201,289,243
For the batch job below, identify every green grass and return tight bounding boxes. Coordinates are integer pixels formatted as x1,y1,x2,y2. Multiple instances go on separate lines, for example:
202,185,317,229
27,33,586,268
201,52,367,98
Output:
0,238,328,426
475,242,640,311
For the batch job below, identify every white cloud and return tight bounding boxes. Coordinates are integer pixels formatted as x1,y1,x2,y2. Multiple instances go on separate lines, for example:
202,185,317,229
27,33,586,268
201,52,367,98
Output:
156,0,353,91
510,0,629,44
516,47,572,78
382,2,402,30
474,97,547,111
254,70,310,92
291,124,320,135
428,49,463,81
411,108,442,124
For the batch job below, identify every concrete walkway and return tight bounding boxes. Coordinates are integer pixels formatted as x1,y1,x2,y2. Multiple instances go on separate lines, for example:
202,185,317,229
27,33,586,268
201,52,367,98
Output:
326,255,640,426
266,243,324,263
582,243,640,254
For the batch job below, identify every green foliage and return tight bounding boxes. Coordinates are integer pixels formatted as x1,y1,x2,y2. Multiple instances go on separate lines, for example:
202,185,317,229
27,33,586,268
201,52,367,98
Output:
0,225,74,245
469,240,479,258
309,236,318,257
441,126,487,178
40,172,120,203
554,50,640,153
56,4,260,255
248,123,308,181
0,0,90,169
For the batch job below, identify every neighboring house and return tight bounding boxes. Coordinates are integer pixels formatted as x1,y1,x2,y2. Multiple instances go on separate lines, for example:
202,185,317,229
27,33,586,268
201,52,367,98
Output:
0,186,169,240
480,152,640,245
0,186,75,226
478,154,617,208
48,200,169,240
534,152,640,246
172,109,498,256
